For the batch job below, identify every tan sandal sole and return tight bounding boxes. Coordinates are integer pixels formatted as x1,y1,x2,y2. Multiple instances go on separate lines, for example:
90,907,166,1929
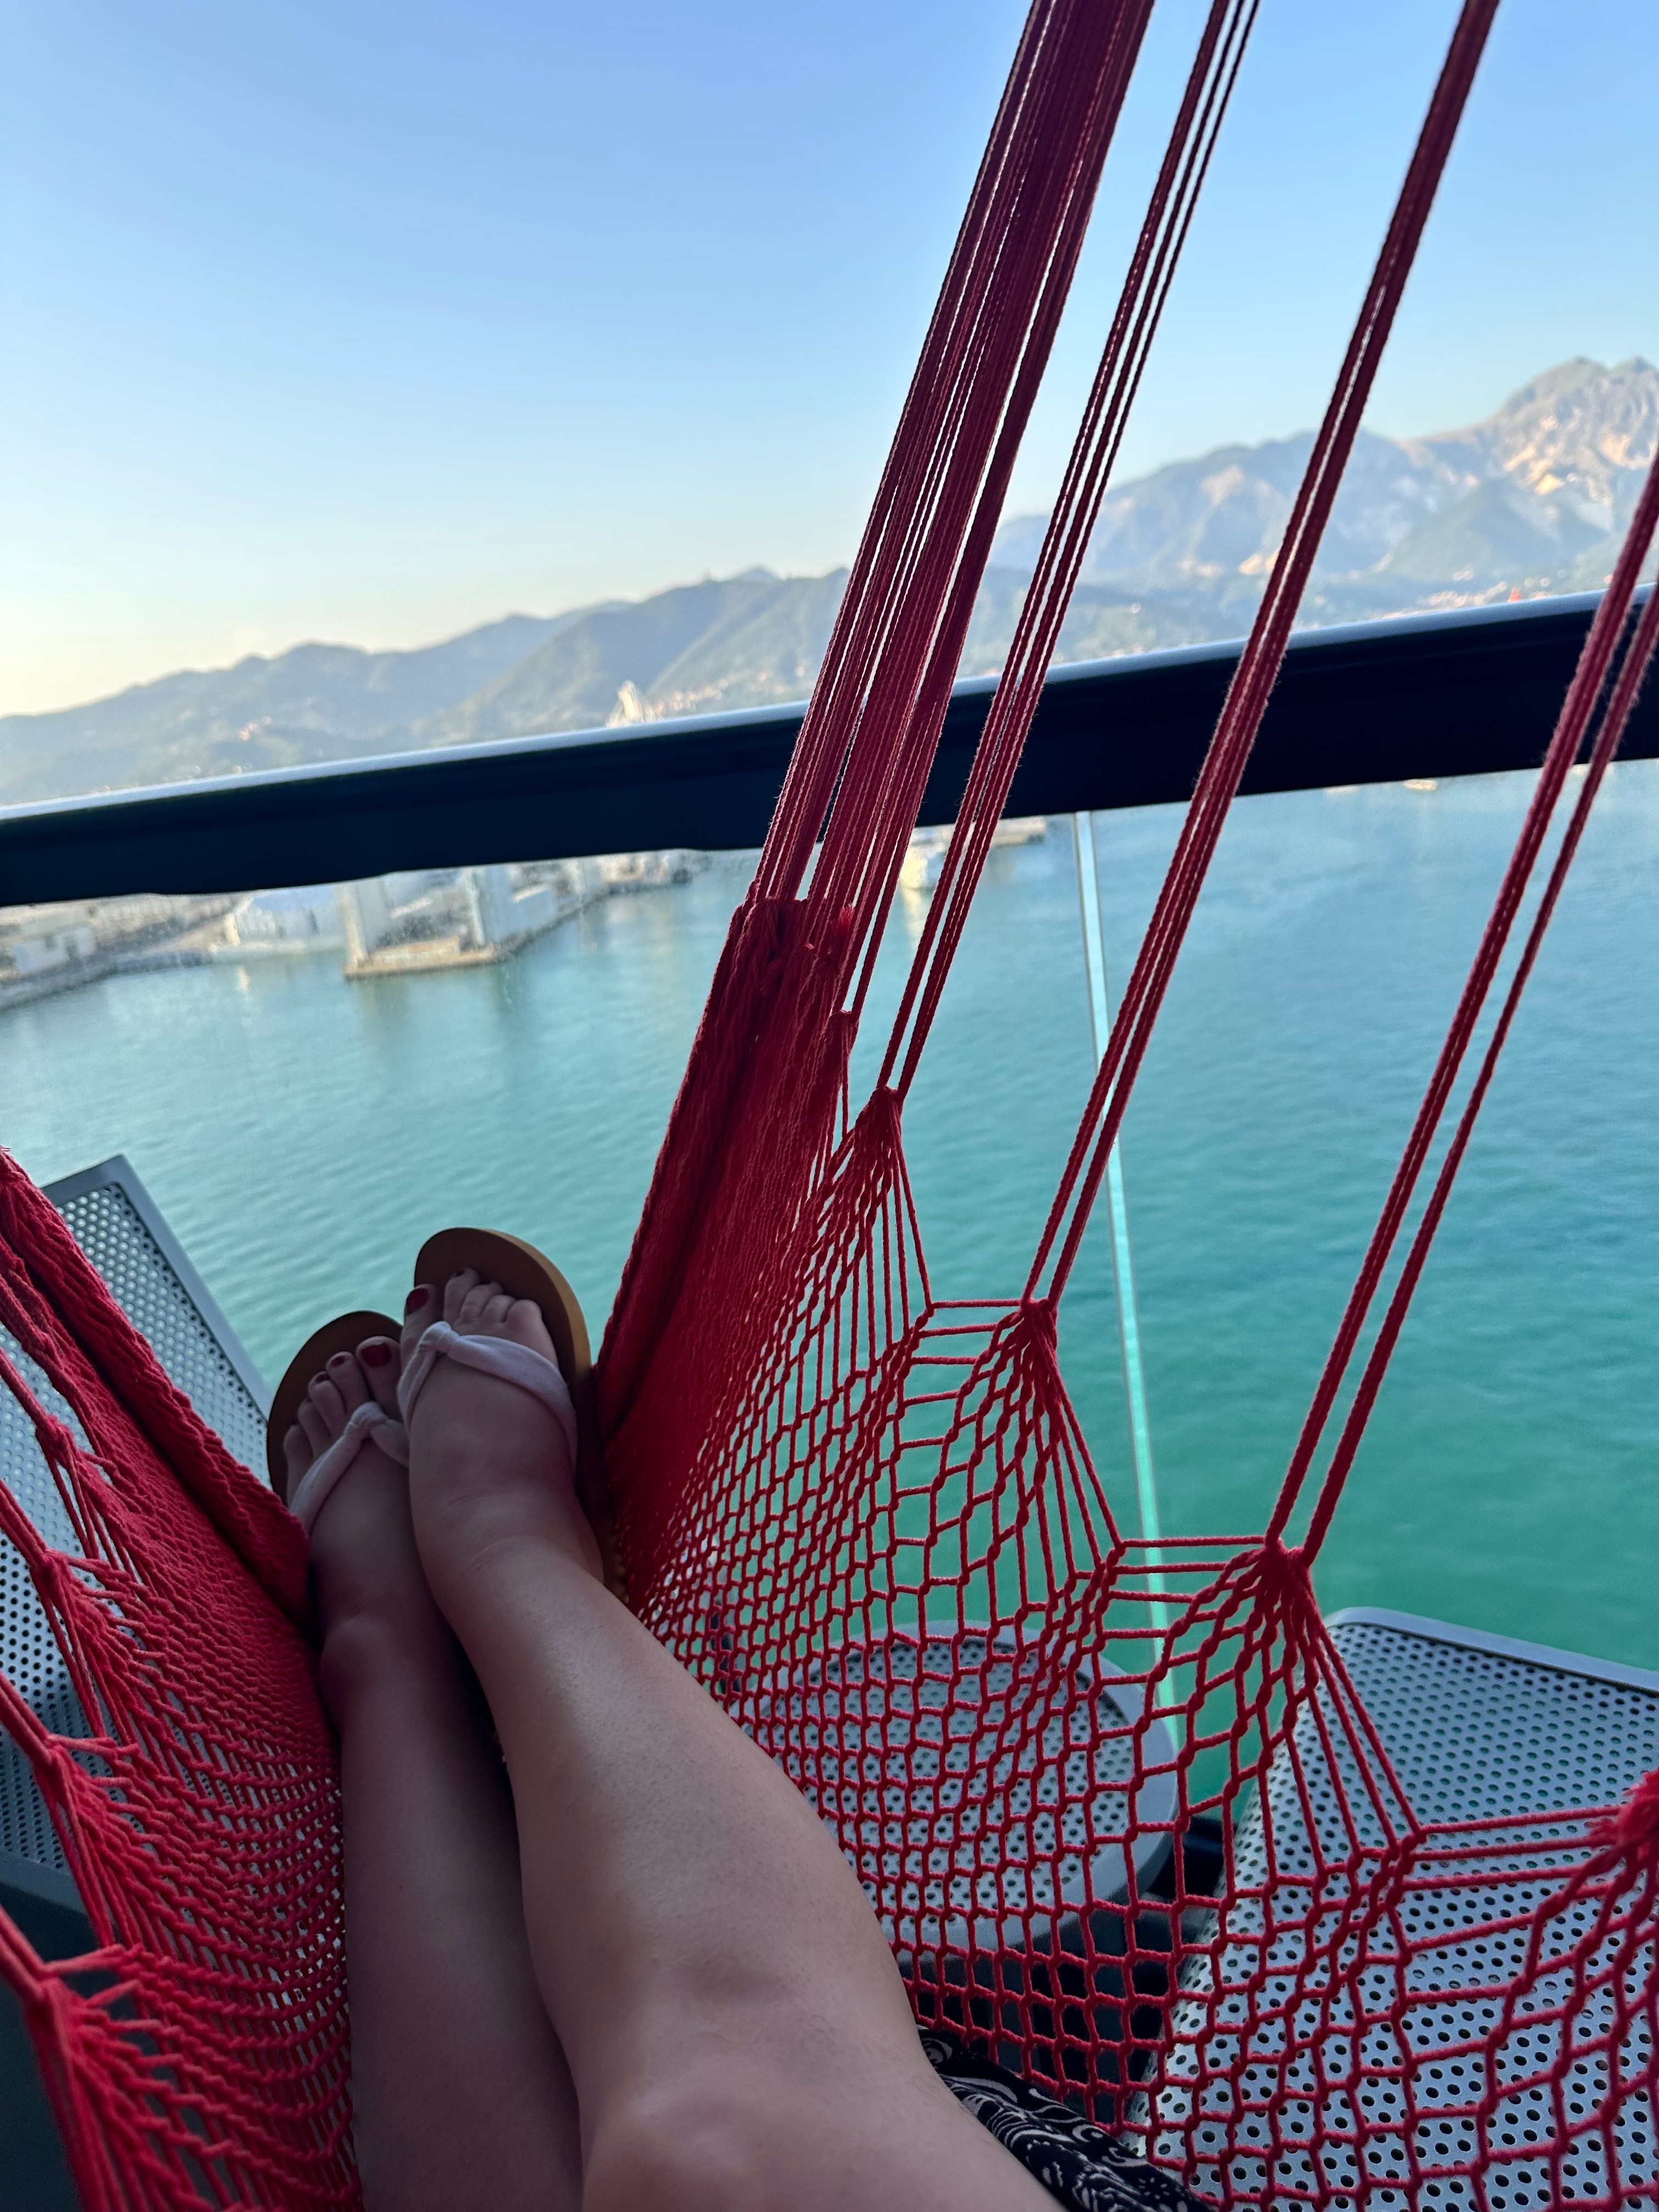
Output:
266,1308,403,1498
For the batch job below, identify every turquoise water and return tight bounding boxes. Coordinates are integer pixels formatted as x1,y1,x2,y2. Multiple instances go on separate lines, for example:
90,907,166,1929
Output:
3,765,1656,1668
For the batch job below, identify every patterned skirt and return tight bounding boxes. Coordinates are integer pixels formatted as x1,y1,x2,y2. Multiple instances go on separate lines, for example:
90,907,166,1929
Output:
923,2032,1212,2212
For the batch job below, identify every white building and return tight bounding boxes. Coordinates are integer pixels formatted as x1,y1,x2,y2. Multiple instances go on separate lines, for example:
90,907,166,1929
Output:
224,886,343,949
3,923,97,977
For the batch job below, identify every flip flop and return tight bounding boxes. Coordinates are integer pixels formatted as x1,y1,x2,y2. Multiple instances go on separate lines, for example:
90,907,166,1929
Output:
411,1227,625,1602
266,1308,405,1527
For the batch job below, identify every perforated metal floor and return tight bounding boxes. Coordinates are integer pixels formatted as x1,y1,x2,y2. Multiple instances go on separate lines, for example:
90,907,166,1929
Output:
1155,1608,1659,2210
775,1627,1180,1950
0,1158,267,1877
48,1163,266,1474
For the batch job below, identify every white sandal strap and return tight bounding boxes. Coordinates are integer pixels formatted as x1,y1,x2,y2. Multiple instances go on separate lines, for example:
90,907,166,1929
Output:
397,1321,578,1472
287,1401,410,1536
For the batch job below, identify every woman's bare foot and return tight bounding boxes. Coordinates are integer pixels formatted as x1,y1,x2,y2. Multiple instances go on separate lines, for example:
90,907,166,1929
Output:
285,1327,586,2211
400,1272,604,1586
280,1335,450,1713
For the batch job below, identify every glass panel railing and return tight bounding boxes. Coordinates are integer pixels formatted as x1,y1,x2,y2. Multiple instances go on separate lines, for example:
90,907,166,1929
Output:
1071,810,1166,1630
3,768,1657,1672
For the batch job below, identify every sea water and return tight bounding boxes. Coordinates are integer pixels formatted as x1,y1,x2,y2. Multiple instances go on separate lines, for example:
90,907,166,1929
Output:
2,765,1655,1668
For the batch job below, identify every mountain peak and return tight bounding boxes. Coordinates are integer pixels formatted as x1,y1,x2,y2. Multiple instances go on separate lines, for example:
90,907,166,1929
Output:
1453,356,1659,521
1486,356,1614,419
992,355,1657,589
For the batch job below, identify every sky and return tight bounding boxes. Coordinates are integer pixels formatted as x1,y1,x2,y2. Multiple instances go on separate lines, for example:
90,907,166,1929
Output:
3,0,1655,716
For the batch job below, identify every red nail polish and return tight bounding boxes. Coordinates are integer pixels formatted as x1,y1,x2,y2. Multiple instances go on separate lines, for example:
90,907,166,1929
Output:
328,1352,350,1367
405,1286,430,1313
361,1341,392,1367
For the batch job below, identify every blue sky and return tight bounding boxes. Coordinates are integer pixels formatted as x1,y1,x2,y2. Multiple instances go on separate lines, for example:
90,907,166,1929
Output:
3,0,1655,714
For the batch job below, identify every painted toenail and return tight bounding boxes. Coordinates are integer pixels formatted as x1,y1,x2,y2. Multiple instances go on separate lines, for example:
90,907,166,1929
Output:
361,1341,392,1367
406,1286,430,1313
329,1352,351,1367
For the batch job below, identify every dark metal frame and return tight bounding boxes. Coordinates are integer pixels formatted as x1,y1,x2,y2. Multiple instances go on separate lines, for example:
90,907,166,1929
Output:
3,592,1651,905
0,1849,87,2211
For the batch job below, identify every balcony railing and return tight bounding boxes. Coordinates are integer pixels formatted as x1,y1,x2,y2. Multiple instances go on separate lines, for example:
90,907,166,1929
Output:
2,592,1651,904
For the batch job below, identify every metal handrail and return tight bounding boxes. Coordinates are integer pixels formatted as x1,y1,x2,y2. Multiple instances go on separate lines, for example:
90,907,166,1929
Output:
2,591,1651,904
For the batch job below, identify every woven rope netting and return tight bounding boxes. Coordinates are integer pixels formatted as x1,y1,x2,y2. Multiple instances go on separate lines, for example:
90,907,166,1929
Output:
1,0,1657,2204
0,1172,346,2207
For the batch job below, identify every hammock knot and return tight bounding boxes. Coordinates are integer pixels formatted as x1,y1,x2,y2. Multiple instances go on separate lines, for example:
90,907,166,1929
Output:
1015,1293,1057,1349
1596,1764,1659,1860
1239,1536,1323,1651
1253,1533,1309,1598
34,1410,82,1472
806,904,855,962
862,1081,904,1141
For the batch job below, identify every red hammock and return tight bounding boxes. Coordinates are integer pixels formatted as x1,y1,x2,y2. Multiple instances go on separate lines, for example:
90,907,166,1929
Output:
3,0,1658,2204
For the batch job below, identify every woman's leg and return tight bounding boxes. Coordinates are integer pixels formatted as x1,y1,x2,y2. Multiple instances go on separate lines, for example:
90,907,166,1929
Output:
402,1274,1054,2212
286,1339,582,2212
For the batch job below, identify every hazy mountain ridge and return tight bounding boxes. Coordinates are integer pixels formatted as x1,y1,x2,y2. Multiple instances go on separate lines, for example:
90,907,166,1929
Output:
992,356,1656,593
3,357,1651,809
0,611,601,804
409,571,847,749
990,427,1478,583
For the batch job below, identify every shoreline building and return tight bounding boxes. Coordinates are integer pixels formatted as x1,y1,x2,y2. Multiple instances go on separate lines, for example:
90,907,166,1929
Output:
338,860,607,977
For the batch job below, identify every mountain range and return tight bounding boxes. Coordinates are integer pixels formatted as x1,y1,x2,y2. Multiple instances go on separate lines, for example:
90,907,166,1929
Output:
3,356,1652,811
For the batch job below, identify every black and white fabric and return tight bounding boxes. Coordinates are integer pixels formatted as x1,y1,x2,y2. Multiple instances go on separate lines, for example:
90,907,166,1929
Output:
922,2030,1212,2211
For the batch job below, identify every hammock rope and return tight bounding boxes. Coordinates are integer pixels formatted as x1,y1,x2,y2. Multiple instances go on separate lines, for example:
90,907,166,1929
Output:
1029,0,1502,1305
1,0,1656,2201
878,0,1260,1090
598,0,1167,1455
0,1166,346,2209
1288,505,1659,1558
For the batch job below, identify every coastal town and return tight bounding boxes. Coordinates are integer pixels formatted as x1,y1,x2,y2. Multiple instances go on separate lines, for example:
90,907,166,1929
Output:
0,821,1055,1014
0,850,710,1012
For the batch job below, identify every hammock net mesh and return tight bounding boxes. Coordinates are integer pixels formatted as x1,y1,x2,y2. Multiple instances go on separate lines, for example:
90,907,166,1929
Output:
2,0,1658,2204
